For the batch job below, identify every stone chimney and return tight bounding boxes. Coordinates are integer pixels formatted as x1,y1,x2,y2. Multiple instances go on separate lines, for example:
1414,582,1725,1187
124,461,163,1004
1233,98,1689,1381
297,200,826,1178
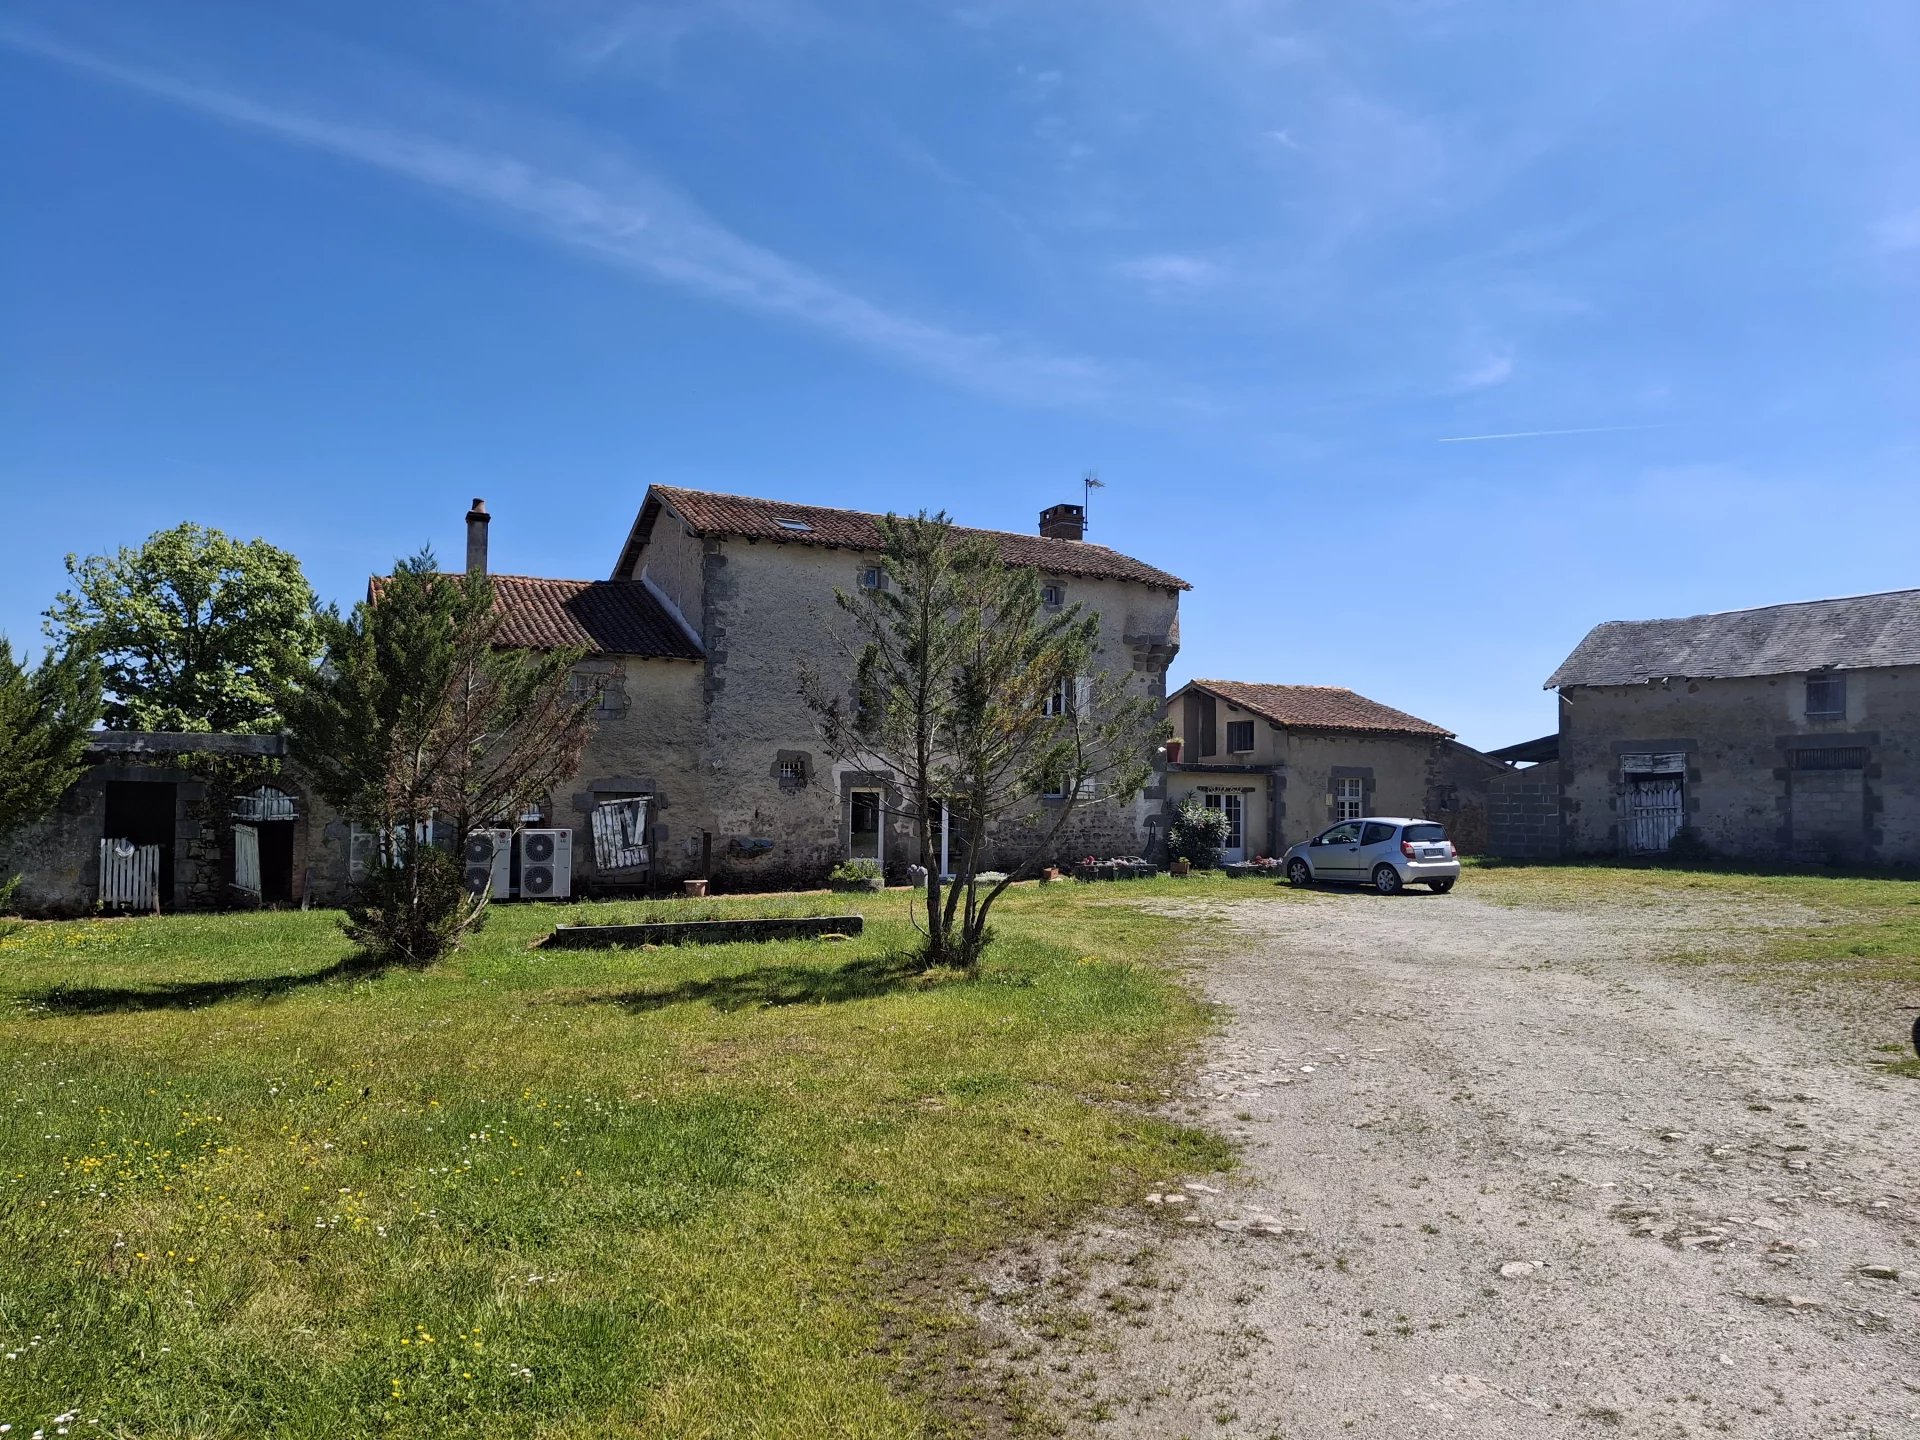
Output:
465,498,491,574
1038,502,1085,542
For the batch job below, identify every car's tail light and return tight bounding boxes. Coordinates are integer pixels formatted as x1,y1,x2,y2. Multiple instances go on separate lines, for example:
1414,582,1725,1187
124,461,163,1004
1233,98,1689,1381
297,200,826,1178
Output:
1400,841,1417,860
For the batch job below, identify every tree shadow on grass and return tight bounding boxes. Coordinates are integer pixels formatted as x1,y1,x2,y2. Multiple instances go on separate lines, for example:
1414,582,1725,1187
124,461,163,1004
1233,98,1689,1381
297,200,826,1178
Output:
591,950,928,1014
28,955,391,1016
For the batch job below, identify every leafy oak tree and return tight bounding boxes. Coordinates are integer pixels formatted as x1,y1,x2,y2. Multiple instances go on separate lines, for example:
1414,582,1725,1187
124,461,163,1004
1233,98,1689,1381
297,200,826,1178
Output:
801,512,1164,971
282,551,596,964
44,523,320,733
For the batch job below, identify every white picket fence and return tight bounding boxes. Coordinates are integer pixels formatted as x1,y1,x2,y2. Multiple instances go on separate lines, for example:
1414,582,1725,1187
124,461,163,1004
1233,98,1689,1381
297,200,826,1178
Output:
98,839,161,911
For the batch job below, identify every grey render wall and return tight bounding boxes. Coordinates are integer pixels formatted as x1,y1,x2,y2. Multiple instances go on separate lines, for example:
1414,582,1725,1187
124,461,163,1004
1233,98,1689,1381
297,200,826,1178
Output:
1558,666,1920,863
1487,761,1562,858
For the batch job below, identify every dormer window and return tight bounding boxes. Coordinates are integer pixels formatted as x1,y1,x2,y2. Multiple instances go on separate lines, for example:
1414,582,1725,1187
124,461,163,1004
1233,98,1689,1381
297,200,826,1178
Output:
775,518,813,532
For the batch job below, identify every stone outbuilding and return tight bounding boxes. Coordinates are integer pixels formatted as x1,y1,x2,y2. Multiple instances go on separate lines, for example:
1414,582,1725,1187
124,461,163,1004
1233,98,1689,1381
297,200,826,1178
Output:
1161,680,1504,860
0,732,347,916
1542,586,1920,864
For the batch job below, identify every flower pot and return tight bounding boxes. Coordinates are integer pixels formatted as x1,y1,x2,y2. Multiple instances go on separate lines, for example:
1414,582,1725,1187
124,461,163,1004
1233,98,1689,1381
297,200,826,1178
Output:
1170,860,1191,877
683,878,710,897
1040,866,1062,884
1164,739,1183,765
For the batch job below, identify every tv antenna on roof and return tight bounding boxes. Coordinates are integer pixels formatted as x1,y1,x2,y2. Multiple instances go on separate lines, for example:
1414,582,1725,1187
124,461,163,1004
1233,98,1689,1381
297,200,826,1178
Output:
1083,471,1104,532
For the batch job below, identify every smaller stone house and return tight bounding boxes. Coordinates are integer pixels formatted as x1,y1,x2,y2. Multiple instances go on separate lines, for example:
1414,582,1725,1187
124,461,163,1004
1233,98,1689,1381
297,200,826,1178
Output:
1161,680,1504,860
1544,587,1920,864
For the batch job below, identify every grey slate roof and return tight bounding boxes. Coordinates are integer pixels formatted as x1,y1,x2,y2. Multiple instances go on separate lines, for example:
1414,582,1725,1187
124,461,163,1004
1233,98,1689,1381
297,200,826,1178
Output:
1545,588,1920,689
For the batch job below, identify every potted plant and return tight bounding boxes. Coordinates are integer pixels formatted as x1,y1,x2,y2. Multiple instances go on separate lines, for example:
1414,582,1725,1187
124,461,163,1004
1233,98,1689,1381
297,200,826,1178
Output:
1039,864,1063,883
828,859,885,893
683,878,710,897
1170,856,1191,877
1165,738,1184,764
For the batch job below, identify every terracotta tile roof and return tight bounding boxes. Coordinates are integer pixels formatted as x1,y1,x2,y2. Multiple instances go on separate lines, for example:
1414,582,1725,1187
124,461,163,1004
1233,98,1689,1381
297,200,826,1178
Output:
1545,587,1920,688
370,573,702,660
1187,680,1453,737
646,485,1191,591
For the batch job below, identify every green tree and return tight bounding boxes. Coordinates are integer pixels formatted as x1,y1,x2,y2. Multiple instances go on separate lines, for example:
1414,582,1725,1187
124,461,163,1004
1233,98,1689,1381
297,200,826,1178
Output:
0,637,103,906
44,523,320,733
282,551,597,964
802,513,1165,971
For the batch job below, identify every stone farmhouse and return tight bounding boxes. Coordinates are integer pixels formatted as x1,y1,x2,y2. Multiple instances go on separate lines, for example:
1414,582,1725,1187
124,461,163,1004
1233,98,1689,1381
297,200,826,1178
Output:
0,487,1189,913
1507,587,1920,864
452,486,1189,894
1162,680,1505,860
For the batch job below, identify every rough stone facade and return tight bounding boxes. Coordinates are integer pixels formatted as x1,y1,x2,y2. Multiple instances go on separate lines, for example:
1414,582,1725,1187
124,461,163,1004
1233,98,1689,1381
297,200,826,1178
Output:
1487,761,1562,859
624,524,1182,887
1,735,348,917
1557,667,1920,864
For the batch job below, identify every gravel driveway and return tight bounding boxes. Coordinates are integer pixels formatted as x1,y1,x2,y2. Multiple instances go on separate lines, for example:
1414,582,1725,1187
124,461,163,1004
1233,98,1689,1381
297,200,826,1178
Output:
975,886,1919,1439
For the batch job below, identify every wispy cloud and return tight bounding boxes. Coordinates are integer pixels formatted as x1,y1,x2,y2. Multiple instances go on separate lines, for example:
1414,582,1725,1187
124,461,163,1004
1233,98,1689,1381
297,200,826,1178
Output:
1452,351,1514,390
0,22,1115,406
1111,253,1226,289
1437,424,1669,444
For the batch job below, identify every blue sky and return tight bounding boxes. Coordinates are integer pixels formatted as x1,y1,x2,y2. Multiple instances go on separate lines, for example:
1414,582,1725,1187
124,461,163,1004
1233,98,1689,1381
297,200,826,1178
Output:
2,1,1914,749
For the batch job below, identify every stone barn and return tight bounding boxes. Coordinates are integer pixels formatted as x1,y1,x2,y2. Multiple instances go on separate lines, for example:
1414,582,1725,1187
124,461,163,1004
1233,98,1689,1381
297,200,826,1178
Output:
1545,587,1920,864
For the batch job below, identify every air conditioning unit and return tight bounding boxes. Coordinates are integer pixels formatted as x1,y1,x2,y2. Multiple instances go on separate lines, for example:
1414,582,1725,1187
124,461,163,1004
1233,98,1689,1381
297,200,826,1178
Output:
463,828,515,899
517,828,573,900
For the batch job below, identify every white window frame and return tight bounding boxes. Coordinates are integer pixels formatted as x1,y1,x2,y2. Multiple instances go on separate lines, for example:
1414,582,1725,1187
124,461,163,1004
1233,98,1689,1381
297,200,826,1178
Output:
1044,675,1089,718
1203,792,1244,848
857,566,883,592
1334,777,1365,822
778,757,806,782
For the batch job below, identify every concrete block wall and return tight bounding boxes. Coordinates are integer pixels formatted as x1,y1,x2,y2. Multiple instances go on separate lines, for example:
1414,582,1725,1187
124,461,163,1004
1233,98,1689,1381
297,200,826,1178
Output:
1487,762,1562,859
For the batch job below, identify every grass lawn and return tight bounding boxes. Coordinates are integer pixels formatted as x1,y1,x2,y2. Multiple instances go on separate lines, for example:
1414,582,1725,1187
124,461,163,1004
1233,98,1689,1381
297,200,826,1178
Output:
0,883,1231,1439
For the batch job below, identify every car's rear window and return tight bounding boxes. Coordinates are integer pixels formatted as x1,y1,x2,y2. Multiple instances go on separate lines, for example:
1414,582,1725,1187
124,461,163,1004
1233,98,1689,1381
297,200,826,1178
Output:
1404,824,1447,842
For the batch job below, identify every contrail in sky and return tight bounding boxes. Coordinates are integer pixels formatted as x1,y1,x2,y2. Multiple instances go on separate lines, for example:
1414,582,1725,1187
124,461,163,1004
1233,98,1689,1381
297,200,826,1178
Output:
1437,424,1669,443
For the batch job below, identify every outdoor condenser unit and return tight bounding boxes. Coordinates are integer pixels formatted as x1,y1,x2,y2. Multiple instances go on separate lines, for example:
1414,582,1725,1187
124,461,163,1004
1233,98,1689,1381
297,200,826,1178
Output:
517,828,573,900
463,828,515,899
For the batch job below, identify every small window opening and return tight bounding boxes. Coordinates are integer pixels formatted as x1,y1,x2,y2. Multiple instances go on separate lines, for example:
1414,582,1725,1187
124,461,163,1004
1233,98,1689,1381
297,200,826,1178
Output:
779,758,807,782
1805,673,1846,719
775,517,813,532
1041,583,1064,607
1225,720,1254,753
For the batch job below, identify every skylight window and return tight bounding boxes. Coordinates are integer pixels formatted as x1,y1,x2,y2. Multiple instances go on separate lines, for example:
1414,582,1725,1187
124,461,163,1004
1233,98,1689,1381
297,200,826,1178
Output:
775,517,813,532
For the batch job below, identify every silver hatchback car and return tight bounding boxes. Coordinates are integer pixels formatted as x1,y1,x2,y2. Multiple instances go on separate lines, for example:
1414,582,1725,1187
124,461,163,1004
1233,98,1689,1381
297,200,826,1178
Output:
1282,816,1460,895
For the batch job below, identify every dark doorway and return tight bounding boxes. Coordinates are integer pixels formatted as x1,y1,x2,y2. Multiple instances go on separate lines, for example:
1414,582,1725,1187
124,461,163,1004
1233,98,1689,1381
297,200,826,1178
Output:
104,781,177,908
257,822,296,903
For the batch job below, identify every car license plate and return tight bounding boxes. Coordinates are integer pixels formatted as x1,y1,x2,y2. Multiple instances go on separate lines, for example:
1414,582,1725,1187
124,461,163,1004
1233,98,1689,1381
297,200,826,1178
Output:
1423,848,1445,860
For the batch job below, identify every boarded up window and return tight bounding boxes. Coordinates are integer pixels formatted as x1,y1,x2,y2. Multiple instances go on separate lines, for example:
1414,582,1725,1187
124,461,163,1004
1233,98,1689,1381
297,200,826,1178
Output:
1619,752,1686,776
591,796,650,870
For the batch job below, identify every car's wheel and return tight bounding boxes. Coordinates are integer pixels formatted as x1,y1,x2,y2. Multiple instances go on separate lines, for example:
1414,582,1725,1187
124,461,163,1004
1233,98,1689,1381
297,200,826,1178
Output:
1372,864,1403,896
1429,878,1455,894
1287,859,1313,888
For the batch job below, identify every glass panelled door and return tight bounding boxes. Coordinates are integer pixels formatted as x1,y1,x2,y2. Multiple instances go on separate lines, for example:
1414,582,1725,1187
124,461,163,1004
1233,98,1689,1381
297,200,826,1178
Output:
1204,793,1246,863
849,789,884,862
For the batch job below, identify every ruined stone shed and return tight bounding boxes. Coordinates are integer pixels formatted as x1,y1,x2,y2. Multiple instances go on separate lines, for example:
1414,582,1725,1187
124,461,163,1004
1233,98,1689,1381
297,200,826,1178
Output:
1544,587,1920,864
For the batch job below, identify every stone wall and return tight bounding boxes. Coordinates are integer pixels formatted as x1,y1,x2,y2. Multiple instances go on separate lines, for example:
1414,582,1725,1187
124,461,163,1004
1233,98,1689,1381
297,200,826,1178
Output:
1559,666,1920,863
1487,761,1562,859
689,540,1181,886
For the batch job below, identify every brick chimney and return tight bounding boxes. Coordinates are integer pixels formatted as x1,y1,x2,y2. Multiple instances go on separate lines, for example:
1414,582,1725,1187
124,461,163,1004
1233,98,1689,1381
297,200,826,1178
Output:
1038,502,1085,541
465,498,491,574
